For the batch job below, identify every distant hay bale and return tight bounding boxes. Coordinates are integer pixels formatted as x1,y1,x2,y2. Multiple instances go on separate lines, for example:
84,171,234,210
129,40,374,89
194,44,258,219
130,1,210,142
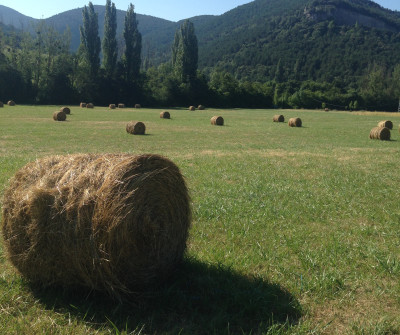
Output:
86,103,94,109
0,101,3,107
378,120,393,130
60,107,70,115
198,105,205,110
7,100,15,106
109,104,116,109
134,104,141,109
288,117,302,127
324,108,330,112
189,106,195,111
369,126,391,141
211,116,224,126
1,153,191,298
118,103,125,108
273,114,285,122
126,121,146,135
53,111,66,121
160,111,170,119
80,102,87,108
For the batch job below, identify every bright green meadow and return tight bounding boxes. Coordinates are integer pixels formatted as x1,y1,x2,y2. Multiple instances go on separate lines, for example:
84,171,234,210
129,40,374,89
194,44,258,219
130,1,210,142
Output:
1,105,400,334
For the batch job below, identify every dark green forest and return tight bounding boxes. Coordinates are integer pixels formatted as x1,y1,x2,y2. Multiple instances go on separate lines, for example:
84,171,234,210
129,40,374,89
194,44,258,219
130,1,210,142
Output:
1,0,400,110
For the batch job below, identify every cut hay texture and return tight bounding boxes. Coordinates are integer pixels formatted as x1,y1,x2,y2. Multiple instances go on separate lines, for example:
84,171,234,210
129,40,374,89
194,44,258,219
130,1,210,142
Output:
288,117,302,127
198,105,205,110
60,107,71,115
126,121,146,135
0,101,3,107
369,126,391,141
134,104,141,109
53,111,67,121
80,102,87,108
273,114,285,122
118,103,125,108
109,104,116,109
378,120,393,130
160,111,170,119
1,153,191,299
86,103,94,109
7,100,16,106
189,106,195,111
211,116,224,126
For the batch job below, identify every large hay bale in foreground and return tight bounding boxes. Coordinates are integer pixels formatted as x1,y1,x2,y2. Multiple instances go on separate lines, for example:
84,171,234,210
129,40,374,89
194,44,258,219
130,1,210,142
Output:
378,120,393,130
7,100,16,106
126,121,146,135
288,117,302,127
160,111,170,119
118,103,125,108
370,126,391,140
273,114,285,122
53,111,66,121
60,107,71,115
0,101,3,107
189,106,195,111
1,154,191,298
80,102,87,108
86,103,94,109
211,116,224,126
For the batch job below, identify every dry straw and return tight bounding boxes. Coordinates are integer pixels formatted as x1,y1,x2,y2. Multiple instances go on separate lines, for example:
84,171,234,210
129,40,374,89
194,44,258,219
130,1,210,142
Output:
189,106,195,111
273,114,285,122
1,153,191,299
378,120,393,130
211,116,224,126
160,111,170,119
109,104,116,109
86,103,94,109
118,103,125,108
198,105,205,110
7,100,16,106
370,126,391,140
126,121,146,135
288,117,302,127
80,102,87,108
135,104,141,109
60,107,71,115
53,111,66,121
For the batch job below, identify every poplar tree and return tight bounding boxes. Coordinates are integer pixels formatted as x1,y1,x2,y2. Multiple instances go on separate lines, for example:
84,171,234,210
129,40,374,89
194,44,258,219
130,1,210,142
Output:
80,2,101,78
102,0,117,77
123,3,142,82
172,19,198,84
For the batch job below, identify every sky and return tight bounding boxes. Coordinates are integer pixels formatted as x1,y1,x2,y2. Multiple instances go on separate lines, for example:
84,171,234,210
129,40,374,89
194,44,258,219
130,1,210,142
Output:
0,0,399,22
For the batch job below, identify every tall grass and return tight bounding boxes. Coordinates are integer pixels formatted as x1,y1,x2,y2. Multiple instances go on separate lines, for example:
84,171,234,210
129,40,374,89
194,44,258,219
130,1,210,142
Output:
1,105,400,334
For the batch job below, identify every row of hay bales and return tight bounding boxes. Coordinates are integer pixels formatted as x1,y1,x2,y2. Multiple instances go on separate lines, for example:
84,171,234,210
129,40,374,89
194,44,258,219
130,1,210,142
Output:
273,114,303,127
370,120,394,141
0,100,16,107
189,105,205,111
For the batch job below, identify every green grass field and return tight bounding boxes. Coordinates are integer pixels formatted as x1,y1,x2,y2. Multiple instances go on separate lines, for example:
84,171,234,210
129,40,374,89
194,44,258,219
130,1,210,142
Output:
1,105,400,334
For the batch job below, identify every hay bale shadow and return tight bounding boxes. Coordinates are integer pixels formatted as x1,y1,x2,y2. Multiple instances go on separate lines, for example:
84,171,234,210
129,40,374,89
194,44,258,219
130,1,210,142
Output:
29,257,301,334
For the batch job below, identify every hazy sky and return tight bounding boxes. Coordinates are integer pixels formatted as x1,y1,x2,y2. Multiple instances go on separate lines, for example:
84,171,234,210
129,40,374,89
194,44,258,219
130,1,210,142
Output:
0,0,399,22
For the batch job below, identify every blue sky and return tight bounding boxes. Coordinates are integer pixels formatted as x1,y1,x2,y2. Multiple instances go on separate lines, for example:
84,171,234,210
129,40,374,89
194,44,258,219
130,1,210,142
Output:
0,0,399,22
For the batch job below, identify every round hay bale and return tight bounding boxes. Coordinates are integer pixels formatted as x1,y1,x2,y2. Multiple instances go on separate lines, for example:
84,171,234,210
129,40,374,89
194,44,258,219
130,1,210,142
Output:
86,103,94,109
189,106,195,111
0,101,4,107
211,116,224,126
160,111,170,119
324,108,330,112
60,107,70,115
53,111,66,121
378,120,393,130
1,153,191,298
7,100,16,106
118,103,125,108
369,126,391,141
80,102,87,108
273,114,285,122
134,104,141,109
288,117,302,127
126,121,146,135
109,104,116,109
198,105,205,110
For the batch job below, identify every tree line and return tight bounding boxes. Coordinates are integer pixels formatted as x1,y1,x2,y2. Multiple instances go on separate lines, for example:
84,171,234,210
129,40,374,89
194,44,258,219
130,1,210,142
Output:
0,1,399,111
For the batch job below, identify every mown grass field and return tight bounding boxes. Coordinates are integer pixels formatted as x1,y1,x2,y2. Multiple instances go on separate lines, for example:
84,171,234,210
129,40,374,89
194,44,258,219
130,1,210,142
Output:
1,104,400,334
